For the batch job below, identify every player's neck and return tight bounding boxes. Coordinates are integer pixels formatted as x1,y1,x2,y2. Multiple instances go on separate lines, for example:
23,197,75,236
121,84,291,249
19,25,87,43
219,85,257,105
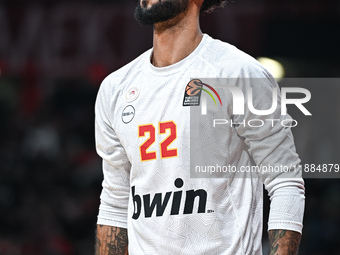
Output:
151,11,203,67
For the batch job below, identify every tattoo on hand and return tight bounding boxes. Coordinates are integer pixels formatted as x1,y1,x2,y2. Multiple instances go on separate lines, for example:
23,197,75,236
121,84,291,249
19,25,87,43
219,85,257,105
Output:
96,225,128,255
268,230,301,255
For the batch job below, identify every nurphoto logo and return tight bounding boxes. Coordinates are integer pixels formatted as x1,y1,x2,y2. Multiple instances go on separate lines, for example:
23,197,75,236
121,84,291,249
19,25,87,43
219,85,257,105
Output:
197,78,312,128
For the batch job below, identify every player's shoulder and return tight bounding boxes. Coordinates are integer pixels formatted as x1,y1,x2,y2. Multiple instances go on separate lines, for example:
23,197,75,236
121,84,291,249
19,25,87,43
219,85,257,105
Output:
202,35,272,79
99,48,152,91
95,49,151,104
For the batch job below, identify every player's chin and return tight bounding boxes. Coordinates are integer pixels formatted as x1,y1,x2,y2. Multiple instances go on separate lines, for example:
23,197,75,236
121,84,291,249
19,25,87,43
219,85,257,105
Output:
134,8,154,26
134,7,170,26
137,1,187,25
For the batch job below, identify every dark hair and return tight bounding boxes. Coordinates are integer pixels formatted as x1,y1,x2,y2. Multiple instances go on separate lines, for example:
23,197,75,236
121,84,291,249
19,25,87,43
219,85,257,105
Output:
200,0,228,13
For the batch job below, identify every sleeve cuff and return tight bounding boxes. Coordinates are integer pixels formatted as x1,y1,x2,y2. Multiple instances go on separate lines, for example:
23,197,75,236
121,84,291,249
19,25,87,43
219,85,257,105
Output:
97,201,128,229
268,220,303,234
97,216,128,229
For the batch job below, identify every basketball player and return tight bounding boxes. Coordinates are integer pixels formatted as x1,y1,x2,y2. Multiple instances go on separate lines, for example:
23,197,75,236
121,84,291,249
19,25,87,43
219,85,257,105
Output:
95,0,305,254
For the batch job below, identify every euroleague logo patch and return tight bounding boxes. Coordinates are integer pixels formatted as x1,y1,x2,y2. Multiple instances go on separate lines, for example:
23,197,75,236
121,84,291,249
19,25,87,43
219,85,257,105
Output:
182,79,222,107
122,105,135,124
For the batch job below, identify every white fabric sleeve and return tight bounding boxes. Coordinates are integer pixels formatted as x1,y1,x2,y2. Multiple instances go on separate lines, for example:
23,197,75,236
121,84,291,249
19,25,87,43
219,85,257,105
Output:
234,74,305,234
95,78,131,228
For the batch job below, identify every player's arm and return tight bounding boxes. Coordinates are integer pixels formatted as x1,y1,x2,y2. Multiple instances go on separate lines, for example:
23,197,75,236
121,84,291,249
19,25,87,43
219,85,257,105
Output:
268,229,301,255
96,225,128,255
95,78,131,255
233,75,305,253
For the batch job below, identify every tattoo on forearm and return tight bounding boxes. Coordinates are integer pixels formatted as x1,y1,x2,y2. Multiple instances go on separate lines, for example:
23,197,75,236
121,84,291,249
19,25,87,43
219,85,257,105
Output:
96,233,101,254
96,225,128,255
268,230,301,255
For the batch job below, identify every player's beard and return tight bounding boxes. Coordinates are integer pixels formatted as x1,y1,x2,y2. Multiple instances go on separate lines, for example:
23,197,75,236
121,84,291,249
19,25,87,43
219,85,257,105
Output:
134,0,189,26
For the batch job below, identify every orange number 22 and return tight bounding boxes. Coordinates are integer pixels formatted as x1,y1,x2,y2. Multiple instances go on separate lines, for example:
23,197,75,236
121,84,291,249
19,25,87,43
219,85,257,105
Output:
138,121,178,161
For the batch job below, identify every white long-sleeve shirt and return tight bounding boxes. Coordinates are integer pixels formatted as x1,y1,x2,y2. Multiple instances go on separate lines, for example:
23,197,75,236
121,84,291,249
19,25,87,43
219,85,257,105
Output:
95,34,305,255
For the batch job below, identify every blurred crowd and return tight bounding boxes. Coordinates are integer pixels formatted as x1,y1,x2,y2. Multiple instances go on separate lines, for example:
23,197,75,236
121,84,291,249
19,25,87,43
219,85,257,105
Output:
0,71,102,254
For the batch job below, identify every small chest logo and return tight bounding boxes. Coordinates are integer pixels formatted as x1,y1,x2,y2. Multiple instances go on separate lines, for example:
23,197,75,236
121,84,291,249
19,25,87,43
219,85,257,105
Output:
125,87,140,102
122,105,135,124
